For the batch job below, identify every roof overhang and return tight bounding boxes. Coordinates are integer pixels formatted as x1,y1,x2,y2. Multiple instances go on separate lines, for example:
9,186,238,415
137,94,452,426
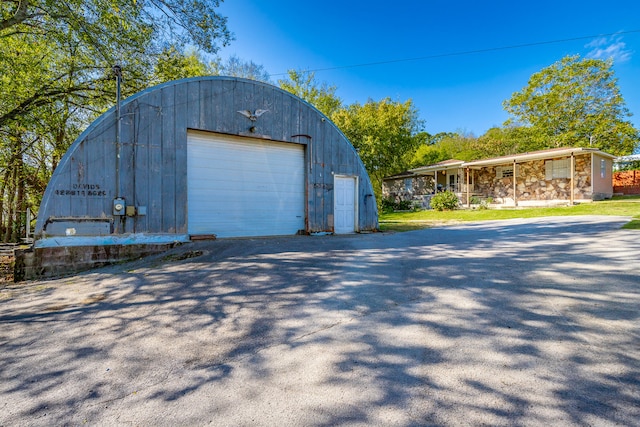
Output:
410,159,465,175
382,171,416,181
615,154,640,163
463,147,616,168
383,148,617,180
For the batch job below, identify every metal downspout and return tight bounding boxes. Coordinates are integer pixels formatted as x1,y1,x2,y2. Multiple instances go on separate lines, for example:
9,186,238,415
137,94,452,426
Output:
113,65,122,199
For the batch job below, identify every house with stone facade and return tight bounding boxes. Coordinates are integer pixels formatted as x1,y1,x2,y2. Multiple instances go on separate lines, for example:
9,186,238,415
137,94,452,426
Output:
382,147,615,208
382,159,465,208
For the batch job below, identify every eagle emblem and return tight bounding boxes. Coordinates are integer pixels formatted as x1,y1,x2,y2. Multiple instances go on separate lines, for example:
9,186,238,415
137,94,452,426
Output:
237,109,270,121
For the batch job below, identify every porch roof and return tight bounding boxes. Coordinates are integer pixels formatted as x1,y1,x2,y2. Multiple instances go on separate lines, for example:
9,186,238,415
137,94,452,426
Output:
383,147,617,181
463,147,616,168
410,159,465,175
382,170,416,181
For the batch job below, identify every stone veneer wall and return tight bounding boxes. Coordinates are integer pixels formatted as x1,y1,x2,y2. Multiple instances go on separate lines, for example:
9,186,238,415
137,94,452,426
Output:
474,155,592,203
14,243,181,282
1,256,13,281
382,176,434,202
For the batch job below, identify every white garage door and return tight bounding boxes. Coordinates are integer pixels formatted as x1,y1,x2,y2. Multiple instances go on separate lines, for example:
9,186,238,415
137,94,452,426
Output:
187,131,305,238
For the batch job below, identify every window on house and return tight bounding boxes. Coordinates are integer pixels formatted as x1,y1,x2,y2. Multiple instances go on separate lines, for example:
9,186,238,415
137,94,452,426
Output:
496,166,514,179
466,170,475,188
545,158,570,179
404,178,413,192
600,159,606,179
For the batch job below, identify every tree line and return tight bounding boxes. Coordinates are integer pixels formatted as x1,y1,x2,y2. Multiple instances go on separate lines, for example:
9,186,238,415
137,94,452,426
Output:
2,1,639,242
1,0,232,242
278,56,639,208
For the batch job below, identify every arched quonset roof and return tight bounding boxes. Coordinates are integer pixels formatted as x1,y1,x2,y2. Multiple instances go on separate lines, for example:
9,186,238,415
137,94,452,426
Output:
35,76,377,240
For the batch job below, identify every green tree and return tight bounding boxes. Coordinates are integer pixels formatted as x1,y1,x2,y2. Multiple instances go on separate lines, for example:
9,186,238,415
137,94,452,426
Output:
278,70,342,117
0,0,231,53
0,0,232,241
153,49,272,84
410,132,481,167
410,144,451,168
418,131,459,146
213,55,271,82
473,126,549,158
332,98,424,202
435,132,479,161
1,0,232,127
154,46,213,83
503,55,639,155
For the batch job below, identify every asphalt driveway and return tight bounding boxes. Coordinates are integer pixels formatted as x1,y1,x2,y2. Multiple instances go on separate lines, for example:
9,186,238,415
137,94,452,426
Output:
1,216,639,426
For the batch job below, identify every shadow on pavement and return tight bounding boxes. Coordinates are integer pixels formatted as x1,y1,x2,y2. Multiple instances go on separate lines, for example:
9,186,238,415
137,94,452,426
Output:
1,216,638,425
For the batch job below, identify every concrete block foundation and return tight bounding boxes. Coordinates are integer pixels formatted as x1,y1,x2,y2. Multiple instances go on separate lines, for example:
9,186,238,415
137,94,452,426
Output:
14,243,181,282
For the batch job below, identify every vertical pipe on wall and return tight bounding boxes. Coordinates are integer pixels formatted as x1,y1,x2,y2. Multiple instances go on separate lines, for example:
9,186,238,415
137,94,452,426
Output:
113,65,122,199
306,138,312,233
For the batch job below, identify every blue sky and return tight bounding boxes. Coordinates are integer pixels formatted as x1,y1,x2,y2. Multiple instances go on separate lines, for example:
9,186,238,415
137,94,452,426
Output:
216,0,640,138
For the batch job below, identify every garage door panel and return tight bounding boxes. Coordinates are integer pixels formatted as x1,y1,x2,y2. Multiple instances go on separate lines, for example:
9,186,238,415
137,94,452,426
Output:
187,131,305,238
190,162,302,183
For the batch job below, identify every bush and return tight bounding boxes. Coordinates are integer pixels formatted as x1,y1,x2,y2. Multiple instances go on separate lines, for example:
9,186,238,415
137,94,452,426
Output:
470,195,492,210
430,191,459,211
395,200,413,210
381,198,416,213
381,198,396,213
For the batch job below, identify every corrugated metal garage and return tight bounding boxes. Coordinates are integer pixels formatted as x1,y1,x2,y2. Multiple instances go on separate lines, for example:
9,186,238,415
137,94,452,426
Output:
34,76,377,247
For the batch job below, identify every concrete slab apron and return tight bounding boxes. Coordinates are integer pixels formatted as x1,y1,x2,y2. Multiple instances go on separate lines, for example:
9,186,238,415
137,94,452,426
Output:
1,216,639,426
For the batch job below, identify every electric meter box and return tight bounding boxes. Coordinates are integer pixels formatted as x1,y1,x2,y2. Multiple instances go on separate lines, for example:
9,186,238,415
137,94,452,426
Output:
113,198,126,216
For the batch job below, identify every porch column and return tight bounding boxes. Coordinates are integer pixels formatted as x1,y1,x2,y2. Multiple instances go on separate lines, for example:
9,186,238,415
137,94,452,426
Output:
434,170,438,193
570,153,575,205
466,167,470,207
513,159,518,207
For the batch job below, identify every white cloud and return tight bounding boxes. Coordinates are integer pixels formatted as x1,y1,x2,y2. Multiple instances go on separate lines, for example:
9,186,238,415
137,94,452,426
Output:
585,35,632,63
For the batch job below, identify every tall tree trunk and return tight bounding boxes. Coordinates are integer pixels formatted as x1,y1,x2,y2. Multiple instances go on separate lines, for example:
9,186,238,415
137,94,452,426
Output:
15,153,25,242
0,168,8,239
3,138,20,242
3,166,16,242
52,127,65,171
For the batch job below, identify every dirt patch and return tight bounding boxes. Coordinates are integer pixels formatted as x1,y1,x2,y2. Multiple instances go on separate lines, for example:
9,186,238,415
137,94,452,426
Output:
44,304,71,312
45,293,108,312
81,293,107,305
161,250,205,262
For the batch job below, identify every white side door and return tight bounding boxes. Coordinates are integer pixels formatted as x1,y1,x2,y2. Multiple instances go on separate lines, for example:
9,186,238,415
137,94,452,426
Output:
334,176,357,234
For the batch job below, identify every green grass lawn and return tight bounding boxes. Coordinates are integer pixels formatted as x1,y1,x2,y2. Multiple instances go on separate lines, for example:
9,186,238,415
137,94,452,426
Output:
379,195,640,232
